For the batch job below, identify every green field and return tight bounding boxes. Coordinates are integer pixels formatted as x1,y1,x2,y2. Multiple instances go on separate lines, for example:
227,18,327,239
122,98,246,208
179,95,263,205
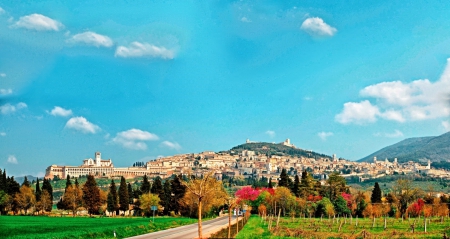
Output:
237,215,450,239
0,216,197,239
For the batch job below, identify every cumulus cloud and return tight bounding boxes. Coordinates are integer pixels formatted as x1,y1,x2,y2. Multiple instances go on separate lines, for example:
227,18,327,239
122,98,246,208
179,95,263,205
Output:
265,130,275,138
0,102,27,115
65,116,100,134
0,132,6,136
7,155,17,164
336,59,450,124
47,106,72,117
0,89,12,95
335,100,379,124
67,31,113,47
161,141,182,150
12,13,64,31
0,73,5,77
115,42,175,59
300,17,337,37
0,7,5,15
111,128,159,150
318,131,333,141
241,17,251,23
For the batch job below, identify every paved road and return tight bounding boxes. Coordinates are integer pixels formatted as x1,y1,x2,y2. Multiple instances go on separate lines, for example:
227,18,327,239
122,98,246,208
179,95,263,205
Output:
127,216,237,239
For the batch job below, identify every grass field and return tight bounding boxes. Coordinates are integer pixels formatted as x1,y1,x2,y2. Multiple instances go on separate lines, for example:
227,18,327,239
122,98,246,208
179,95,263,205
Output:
0,216,197,239
237,215,450,239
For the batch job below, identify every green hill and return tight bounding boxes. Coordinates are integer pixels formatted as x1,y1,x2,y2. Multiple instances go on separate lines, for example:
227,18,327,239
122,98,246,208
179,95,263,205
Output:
358,132,450,163
225,142,332,159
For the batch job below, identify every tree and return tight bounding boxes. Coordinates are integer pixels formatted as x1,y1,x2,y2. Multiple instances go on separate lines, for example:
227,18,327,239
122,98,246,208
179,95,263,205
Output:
393,179,423,216
326,172,346,201
39,190,52,215
170,175,186,215
333,195,351,216
15,185,36,214
140,193,160,217
0,190,9,215
22,176,30,188
64,185,83,217
292,175,300,197
371,182,382,203
107,180,118,216
141,175,151,194
151,177,163,195
278,168,291,188
65,175,72,193
35,178,41,202
128,183,133,204
181,172,227,239
41,178,53,211
118,176,129,213
82,175,101,216
162,180,171,215
268,178,273,188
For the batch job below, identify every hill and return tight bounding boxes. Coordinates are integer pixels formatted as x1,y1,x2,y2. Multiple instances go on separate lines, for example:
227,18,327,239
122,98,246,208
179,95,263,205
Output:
358,132,450,163
224,142,332,159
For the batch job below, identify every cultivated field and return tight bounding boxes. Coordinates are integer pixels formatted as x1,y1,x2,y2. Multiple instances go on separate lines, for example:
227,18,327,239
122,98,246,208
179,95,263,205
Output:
0,216,197,239
237,215,450,239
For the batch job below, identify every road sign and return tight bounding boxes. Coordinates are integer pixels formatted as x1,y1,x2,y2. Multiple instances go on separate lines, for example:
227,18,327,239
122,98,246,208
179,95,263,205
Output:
151,206,157,211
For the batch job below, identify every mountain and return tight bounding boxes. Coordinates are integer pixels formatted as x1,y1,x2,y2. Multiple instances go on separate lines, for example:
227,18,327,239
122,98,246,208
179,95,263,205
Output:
15,175,40,184
224,142,332,159
358,132,450,163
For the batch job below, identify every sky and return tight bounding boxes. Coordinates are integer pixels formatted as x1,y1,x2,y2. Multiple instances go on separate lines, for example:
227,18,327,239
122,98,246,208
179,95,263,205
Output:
1,1,450,177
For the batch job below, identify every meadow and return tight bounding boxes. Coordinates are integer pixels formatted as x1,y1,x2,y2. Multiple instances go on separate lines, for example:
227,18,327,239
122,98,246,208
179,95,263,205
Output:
236,215,450,239
0,216,197,239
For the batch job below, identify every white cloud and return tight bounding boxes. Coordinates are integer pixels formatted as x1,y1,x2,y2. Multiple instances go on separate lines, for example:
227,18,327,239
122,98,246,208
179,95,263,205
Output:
241,17,251,23
0,102,27,115
111,128,159,150
161,141,182,150
7,155,17,164
115,41,175,59
0,132,6,136
0,73,5,77
12,13,64,31
265,130,276,138
65,116,100,134
374,129,404,138
67,31,113,47
335,100,380,124
47,106,72,117
300,17,337,37
0,89,12,95
442,121,450,131
318,131,333,141
337,59,450,124
0,7,5,15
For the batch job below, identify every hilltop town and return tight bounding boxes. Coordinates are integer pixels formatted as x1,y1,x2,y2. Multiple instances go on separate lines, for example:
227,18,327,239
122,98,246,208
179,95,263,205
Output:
45,139,450,182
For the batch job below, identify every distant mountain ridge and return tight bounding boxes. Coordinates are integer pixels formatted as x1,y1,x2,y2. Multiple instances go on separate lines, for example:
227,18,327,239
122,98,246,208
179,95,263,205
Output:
358,132,450,163
225,142,332,159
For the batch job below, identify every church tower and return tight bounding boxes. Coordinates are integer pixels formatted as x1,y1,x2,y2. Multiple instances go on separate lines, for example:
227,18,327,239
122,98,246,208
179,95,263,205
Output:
95,152,101,167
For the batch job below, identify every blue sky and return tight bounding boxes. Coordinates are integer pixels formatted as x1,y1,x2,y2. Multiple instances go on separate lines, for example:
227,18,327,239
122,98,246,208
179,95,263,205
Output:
1,1,450,177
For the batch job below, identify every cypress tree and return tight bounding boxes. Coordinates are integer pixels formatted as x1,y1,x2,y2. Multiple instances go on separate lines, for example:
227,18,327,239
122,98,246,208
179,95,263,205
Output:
0,169,3,191
35,178,42,201
82,175,101,216
268,178,273,188
41,178,53,211
151,177,163,195
22,176,30,187
118,176,129,213
65,175,72,193
141,175,151,194
278,168,290,188
107,180,118,215
127,183,133,204
74,178,79,188
292,175,300,197
170,174,186,215
162,180,171,215
371,182,382,203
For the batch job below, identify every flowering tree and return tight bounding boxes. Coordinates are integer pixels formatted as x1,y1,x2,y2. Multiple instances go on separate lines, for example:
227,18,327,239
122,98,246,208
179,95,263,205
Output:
235,186,260,202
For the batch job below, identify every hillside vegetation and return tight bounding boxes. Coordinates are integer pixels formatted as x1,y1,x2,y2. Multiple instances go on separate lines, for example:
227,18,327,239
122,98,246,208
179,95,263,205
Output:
359,132,450,163
226,142,331,159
